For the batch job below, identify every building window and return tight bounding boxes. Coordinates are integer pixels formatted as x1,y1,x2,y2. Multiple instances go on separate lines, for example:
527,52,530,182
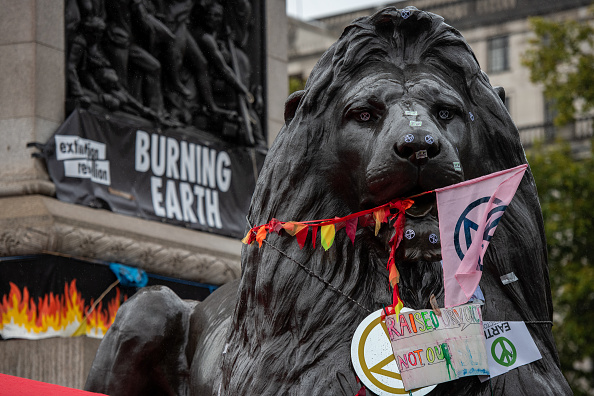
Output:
487,36,509,73
544,96,557,140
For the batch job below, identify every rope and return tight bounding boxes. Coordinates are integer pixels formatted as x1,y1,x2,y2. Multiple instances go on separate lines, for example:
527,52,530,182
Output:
247,217,372,314
525,320,553,326
261,238,372,314
71,278,120,336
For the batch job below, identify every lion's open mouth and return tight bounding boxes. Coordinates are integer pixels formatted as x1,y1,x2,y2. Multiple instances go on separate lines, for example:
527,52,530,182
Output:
397,193,442,263
372,193,442,264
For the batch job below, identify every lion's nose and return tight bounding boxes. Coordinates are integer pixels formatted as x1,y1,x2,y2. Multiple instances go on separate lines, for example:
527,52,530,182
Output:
394,132,441,165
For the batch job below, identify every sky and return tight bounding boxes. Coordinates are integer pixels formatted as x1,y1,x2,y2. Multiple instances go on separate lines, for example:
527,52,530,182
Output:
286,0,394,20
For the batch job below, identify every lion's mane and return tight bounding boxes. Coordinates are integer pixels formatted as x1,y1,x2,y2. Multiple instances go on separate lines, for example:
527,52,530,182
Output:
220,7,570,395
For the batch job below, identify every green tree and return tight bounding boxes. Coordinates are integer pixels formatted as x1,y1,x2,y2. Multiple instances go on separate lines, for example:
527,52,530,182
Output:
289,75,306,94
522,12,594,125
527,140,594,395
523,12,594,393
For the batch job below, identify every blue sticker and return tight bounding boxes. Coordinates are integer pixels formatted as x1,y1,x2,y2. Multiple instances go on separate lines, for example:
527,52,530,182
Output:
401,10,411,19
470,285,485,304
405,134,415,143
109,263,148,288
469,112,475,121
429,233,439,244
425,135,434,144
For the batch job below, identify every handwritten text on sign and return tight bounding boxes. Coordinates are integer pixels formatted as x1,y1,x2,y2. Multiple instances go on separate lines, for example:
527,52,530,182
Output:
385,303,489,390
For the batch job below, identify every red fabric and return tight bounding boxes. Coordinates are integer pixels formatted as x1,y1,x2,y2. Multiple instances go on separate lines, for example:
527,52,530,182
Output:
0,373,107,396
296,226,309,249
355,376,366,395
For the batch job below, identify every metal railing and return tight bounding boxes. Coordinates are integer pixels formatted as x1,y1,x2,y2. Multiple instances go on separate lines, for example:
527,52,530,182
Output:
517,116,594,146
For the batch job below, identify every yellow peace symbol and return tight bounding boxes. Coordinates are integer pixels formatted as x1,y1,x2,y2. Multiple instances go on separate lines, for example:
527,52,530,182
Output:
358,316,408,394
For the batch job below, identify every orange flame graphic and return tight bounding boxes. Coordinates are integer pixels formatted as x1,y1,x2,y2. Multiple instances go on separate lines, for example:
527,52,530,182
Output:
0,280,126,339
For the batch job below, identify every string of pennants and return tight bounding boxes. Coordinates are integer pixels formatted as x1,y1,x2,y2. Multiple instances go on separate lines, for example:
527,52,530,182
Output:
242,197,416,315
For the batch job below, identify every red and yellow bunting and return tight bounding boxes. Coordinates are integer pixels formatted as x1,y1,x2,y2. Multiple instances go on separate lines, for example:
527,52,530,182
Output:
243,198,414,314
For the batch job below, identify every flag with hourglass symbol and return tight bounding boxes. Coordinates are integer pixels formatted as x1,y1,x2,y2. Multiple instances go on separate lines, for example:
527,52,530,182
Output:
436,164,528,308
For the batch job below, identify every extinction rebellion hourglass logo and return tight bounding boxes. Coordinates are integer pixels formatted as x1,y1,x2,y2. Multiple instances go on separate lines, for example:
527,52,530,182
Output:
453,197,508,270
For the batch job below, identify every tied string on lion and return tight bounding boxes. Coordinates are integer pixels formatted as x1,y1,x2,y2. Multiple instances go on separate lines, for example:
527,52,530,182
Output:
243,191,434,319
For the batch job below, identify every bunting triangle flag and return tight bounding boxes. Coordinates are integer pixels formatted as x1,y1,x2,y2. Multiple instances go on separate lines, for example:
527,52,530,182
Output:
345,218,357,245
436,164,528,308
241,198,412,315
320,224,336,251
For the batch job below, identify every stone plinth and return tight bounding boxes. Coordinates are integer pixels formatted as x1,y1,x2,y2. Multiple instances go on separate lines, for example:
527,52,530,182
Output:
0,337,101,390
0,195,243,284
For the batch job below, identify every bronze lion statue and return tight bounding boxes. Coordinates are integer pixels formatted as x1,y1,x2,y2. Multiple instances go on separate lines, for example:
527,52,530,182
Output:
85,7,571,395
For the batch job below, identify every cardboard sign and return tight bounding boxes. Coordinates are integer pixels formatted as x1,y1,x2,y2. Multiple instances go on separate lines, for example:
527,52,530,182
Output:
385,303,489,390
480,321,542,381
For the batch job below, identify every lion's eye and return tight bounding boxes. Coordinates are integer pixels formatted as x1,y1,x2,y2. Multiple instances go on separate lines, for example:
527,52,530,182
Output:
345,106,382,124
359,111,371,122
438,109,452,120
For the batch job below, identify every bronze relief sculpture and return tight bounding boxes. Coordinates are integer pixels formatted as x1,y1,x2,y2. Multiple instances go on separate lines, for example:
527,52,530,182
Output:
65,0,265,146
85,7,571,395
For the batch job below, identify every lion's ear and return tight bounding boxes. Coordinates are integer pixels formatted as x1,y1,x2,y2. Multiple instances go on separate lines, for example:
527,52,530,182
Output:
494,86,506,103
284,90,305,124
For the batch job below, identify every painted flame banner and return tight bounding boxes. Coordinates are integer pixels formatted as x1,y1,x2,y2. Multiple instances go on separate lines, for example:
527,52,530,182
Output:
1,280,124,339
0,254,216,341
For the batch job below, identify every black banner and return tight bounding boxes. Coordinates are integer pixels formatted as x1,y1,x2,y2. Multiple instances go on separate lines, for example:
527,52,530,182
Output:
42,108,265,238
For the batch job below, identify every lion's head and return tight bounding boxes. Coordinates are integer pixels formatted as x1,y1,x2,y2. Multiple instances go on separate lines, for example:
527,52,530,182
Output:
222,7,568,395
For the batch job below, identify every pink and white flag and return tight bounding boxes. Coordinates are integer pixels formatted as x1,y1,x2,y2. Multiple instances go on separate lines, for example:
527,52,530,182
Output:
436,164,528,308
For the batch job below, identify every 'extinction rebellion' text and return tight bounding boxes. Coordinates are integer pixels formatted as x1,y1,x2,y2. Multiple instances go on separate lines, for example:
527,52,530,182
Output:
135,130,232,229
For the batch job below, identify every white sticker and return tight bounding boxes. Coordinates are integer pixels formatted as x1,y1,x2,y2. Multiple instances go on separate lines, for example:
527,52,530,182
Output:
351,309,435,396
479,321,542,381
500,272,518,285
415,150,428,159
405,111,418,116
63,159,111,185
55,135,106,160
409,120,422,127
